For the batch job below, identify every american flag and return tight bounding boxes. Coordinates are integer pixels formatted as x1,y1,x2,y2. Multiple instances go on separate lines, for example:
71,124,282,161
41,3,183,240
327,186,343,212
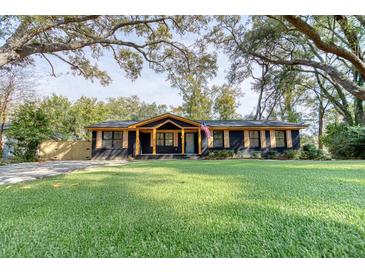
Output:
201,122,211,138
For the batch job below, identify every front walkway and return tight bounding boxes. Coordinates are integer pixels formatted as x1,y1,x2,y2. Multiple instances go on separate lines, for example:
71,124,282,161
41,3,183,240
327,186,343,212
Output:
0,160,126,185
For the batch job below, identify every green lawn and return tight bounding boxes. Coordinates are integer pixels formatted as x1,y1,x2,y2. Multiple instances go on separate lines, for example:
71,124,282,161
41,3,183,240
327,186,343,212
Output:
0,160,365,257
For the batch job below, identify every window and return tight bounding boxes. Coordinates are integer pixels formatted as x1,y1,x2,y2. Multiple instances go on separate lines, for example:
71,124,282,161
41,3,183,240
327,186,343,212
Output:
156,132,173,146
213,130,224,148
275,130,286,148
249,131,260,148
165,133,173,146
102,131,122,149
157,133,164,146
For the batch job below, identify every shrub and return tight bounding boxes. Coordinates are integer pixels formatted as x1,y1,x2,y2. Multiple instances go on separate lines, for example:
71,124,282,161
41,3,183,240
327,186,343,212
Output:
252,151,262,159
232,150,251,159
280,150,301,160
205,150,234,160
301,144,318,159
322,123,365,159
266,151,279,159
299,144,331,160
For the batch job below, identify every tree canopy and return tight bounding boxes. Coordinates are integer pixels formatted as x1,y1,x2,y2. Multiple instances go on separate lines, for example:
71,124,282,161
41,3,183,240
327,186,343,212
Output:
0,16,215,85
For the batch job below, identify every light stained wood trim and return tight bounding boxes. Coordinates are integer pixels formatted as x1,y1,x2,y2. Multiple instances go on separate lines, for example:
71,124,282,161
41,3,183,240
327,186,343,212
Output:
260,130,266,148
198,130,202,154
181,128,185,154
88,128,126,131
128,113,201,128
152,128,156,155
135,128,140,156
224,130,230,148
270,130,276,148
208,130,214,148
122,130,128,148
139,126,198,130
173,131,178,147
286,130,293,148
87,125,306,131
207,126,306,130
96,131,102,149
149,129,179,133
244,130,250,148
140,129,197,133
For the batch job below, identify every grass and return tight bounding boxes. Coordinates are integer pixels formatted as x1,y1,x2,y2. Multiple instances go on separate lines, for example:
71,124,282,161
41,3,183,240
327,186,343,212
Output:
0,160,365,257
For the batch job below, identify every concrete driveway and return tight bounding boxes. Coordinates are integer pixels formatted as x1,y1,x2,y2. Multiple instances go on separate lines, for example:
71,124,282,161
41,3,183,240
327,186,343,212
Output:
0,160,126,185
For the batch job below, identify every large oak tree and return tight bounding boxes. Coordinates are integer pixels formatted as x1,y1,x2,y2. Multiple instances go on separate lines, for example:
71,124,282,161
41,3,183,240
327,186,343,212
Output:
0,16,215,84
210,15,365,126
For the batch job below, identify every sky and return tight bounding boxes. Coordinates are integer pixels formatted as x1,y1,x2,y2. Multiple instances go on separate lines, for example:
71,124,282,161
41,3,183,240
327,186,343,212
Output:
34,41,258,117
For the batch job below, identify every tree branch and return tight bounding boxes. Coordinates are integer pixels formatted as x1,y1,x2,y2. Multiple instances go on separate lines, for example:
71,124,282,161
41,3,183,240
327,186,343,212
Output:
40,53,56,77
283,15,365,77
245,50,365,100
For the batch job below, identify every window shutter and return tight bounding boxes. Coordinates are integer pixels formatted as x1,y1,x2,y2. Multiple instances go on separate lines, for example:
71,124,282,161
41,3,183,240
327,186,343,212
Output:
244,130,250,148
286,130,293,148
174,131,178,147
122,130,128,148
208,131,214,148
270,130,276,148
224,130,230,148
96,131,102,148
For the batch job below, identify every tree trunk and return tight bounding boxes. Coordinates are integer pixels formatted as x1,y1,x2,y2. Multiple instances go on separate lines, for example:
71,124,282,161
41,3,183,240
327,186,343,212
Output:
253,63,268,120
318,104,324,149
353,71,365,125
0,107,8,159
354,97,364,125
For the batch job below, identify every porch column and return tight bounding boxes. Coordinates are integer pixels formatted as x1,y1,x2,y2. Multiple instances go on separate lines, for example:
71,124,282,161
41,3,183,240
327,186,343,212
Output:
135,128,140,156
181,128,185,155
152,128,157,155
198,129,202,155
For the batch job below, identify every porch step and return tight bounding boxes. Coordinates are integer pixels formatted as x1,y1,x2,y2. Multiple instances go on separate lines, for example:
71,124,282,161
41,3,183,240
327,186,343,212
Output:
135,154,200,160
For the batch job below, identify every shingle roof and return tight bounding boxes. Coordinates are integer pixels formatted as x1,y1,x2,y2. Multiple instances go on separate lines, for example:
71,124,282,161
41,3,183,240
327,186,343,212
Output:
85,120,138,128
86,118,306,129
197,120,306,128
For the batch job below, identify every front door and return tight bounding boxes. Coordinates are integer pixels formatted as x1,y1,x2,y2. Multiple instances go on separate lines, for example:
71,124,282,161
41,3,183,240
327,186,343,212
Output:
185,133,195,154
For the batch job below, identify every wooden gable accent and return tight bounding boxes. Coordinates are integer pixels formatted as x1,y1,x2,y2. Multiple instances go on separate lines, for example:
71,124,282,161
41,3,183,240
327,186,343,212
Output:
128,113,200,128
153,119,183,129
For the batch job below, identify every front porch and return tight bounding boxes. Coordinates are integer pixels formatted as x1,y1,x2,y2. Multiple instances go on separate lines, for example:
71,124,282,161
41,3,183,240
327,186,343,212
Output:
132,117,202,157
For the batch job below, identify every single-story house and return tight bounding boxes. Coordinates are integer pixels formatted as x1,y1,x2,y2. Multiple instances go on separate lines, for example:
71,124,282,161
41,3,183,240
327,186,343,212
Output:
86,113,307,160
